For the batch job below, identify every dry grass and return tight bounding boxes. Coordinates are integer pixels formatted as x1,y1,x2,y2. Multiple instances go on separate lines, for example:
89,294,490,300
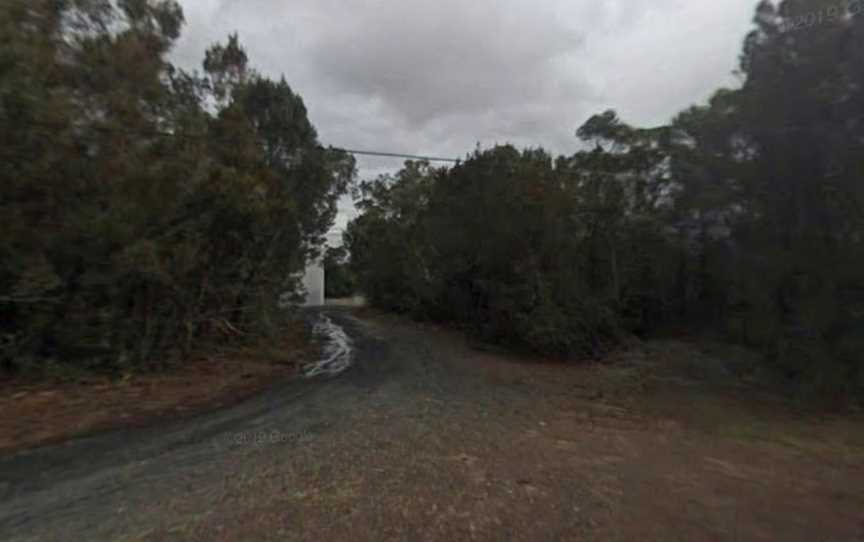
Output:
0,323,316,455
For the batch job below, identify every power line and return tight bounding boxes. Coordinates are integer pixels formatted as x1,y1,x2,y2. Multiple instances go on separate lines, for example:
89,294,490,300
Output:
15,119,461,164
332,148,460,164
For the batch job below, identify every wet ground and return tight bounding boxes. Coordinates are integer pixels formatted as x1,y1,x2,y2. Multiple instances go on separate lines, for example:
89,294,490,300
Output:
302,313,354,378
0,308,862,541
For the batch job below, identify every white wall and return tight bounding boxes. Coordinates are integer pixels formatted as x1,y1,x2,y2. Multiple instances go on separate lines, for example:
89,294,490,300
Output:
300,231,343,307
301,260,325,306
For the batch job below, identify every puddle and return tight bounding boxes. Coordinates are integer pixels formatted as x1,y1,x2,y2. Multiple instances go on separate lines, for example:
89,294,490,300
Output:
304,313,354,378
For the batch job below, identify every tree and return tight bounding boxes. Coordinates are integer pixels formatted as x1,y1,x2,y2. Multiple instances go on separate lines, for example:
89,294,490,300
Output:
661,0,864,396
323,246,355,299
0,3,353,373
348,0,864,398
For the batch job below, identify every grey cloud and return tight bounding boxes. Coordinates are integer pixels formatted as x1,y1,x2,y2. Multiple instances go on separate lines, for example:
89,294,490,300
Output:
305,0,589,127
171,0,760,231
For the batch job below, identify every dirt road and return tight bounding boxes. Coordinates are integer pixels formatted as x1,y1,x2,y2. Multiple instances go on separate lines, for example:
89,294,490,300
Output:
1,309,862,541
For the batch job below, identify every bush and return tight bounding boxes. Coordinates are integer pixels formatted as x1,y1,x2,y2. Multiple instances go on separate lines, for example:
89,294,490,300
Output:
0,2,352,373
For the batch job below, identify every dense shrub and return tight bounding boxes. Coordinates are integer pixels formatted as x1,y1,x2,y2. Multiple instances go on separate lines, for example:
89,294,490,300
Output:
0,2,353,373
347,0,864,399
323,246,356,299
346,144,672,359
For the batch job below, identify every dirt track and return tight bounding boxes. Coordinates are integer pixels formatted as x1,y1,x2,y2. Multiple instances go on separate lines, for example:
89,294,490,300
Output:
1,309,862,541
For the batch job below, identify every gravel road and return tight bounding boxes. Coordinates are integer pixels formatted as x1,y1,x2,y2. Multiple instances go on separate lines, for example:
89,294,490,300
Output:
1,308,861,541
0,309,518,540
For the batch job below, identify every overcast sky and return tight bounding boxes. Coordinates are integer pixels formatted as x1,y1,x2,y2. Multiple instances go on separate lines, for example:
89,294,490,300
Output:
171,0,760,232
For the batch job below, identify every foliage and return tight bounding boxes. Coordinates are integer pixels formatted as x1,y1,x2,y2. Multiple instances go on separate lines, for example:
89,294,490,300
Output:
0,0,353,373
658,0,864,398
347,145,671,359
323,246,356,298
347,0,864,398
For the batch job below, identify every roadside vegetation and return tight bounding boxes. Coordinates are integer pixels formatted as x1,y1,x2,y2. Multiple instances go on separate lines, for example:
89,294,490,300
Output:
347,0,864,402
323,246,357,299
0,1,353,376
2,1,861,406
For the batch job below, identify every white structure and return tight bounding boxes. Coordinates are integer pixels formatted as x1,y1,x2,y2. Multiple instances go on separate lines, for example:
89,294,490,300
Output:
301,259,325,306
299,231,347,307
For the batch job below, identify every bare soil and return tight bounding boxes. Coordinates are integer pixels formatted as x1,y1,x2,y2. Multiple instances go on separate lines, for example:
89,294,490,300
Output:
0,325,313,455
1,309,862,541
